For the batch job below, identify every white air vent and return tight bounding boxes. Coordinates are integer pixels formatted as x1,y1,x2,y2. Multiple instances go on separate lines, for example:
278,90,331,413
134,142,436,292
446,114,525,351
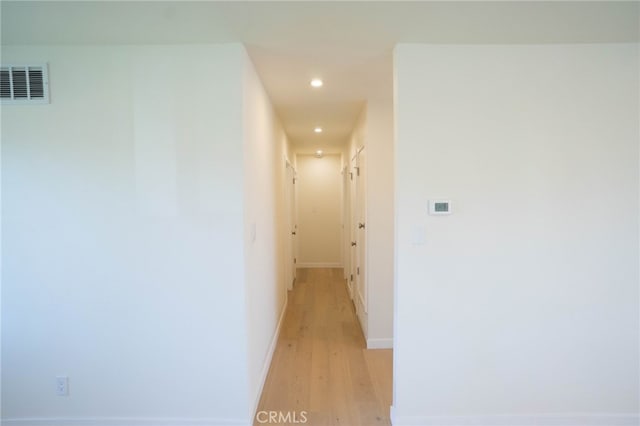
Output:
1,64,49,104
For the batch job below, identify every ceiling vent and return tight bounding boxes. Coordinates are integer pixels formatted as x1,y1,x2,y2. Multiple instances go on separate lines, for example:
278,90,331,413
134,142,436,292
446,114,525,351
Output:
1,64,49,104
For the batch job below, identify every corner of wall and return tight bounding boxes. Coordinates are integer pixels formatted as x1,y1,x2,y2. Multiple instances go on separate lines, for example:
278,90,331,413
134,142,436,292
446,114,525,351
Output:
239,45,291,424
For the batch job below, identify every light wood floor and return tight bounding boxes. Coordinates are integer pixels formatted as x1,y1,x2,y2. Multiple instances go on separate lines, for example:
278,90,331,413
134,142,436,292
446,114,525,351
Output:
255,268,393,426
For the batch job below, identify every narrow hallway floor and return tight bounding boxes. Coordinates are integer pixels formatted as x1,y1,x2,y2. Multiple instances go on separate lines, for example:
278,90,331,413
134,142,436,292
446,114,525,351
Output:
255,268,392,426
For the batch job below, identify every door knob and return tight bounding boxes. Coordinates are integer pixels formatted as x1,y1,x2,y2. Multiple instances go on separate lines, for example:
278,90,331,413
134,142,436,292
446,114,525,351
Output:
351,242,357,247
292,232,296,235
358,223,365,229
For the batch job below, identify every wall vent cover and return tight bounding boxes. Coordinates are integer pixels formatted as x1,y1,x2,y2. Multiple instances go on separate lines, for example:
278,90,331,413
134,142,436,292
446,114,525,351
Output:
1,64,49,104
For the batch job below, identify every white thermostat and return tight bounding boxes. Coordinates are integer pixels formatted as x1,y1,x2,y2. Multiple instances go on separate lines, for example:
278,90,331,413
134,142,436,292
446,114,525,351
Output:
429,200,452,215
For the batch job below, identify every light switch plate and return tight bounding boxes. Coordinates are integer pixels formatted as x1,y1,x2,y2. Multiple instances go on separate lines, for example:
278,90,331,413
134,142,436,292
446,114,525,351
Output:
411,225,426,245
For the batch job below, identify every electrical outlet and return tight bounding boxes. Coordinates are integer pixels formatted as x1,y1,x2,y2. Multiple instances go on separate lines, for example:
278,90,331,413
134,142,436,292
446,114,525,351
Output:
55,376,69,396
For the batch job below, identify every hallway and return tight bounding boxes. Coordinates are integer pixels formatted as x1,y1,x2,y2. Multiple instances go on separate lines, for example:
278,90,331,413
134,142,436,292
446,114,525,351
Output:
255,268,392,426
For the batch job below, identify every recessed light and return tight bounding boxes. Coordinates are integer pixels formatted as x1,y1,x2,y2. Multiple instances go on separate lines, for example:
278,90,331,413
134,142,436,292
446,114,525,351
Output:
310,79,323,88
315,150,324,158
314,127,323,133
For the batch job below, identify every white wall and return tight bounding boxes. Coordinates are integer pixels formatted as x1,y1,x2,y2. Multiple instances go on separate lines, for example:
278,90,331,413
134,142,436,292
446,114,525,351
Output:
364,100,394,349
1,44,251,425
393,44,639,425
347,107,366,167
296,153,343,267
241,50,290,419
344,103,395,349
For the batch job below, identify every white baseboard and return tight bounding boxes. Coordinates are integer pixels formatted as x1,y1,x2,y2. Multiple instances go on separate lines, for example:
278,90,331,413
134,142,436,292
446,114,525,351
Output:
1,418,247,426
367,338,393,349
357,290,366,314
389,412,640,426
296,262,342,268
355,298,367,339
250,292,289,420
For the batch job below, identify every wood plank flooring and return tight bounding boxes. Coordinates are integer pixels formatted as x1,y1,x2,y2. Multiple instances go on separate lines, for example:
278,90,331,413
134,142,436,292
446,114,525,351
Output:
254,268,393,426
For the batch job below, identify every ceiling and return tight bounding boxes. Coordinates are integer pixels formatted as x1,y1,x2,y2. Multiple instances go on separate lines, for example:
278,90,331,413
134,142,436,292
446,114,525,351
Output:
2,1,639,152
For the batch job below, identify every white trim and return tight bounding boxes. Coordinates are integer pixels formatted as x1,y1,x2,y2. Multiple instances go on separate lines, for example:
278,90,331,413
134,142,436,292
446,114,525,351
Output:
355,294,367,339
351,145,365,162
1,418,247,426
389,413,640,426
357,288,366,314
296,262,342,268
366,338,393,349
250,292,288,420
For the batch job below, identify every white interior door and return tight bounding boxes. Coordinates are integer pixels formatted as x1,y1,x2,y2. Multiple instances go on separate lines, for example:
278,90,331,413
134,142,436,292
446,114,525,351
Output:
350,148,367,336
355,148,367,314
291,168,297,283
349,156,358,301
285,162,297,290
342,165,350,282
